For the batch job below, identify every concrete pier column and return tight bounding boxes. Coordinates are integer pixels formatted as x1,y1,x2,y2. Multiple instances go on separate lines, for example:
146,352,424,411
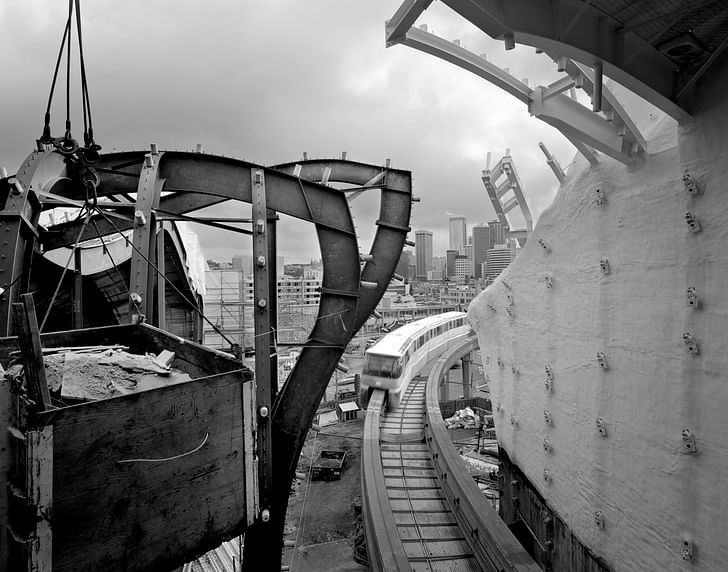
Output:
439,370,449,401
462,353,471,399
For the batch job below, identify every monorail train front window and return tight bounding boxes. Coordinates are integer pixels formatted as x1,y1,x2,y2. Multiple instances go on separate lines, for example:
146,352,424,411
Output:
363,354,402,378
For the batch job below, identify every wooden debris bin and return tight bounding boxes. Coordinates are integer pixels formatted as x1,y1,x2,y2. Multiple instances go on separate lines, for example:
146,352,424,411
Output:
0,323,257,572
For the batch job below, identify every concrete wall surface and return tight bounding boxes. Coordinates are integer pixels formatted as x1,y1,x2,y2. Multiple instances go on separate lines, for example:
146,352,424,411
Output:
469,54,728,571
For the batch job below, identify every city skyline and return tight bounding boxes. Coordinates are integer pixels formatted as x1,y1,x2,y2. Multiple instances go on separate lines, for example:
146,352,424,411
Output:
2,1,580,266
214,216,505,267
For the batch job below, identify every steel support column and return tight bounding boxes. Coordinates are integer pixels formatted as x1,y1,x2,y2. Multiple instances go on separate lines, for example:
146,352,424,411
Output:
156,225,166,330
251,169,273,531
267,210,279,403
73,248,83,329
128,151,164,322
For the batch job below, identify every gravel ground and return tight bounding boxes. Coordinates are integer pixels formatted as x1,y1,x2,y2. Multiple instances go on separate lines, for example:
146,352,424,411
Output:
283,418,367,572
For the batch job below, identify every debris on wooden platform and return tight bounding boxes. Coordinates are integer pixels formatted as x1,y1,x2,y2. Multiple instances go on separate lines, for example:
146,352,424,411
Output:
6,347,190,403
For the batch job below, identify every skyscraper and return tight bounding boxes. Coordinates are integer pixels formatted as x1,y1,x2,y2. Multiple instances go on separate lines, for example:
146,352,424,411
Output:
449,216,467,254
472,225,489,279
488,219,506,249
454,254,471,279
396,249,412,279
446,249,458,278
415,230,433,280
485,245,513,282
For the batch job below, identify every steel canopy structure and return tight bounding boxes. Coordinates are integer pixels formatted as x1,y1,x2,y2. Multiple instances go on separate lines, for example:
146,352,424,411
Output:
386,0,728,167
388,0,728,120
0,147,413,571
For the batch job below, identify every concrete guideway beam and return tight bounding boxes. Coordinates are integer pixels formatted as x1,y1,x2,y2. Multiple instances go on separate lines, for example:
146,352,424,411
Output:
438,0,689,120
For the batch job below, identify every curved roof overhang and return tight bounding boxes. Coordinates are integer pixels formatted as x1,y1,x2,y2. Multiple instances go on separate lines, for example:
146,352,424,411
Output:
388,0,728,121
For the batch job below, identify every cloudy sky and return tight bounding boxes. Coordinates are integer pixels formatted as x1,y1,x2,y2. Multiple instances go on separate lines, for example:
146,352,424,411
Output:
1,0,583,264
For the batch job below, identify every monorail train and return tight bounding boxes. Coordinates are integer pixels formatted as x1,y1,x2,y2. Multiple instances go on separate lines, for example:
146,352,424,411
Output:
360,311,472,408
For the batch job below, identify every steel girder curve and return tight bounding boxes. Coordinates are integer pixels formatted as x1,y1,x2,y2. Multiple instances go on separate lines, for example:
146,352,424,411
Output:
436,0,689,120
272,158,413,330
0,150,71,335
240,158,412,570
144,153,363,571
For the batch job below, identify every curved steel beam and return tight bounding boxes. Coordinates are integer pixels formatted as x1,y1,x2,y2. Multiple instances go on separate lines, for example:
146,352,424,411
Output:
386,0,433,46
0,150,69,335
393,24,642,165
272,158,413,331
401,26,533,104
437,0,688,120
4,150,408,571
243,157,412,570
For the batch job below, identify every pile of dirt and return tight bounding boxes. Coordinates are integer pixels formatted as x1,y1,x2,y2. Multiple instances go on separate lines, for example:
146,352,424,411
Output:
5,346,190,404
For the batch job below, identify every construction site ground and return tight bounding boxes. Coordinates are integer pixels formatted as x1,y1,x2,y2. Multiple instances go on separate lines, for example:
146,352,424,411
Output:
283,417,367,572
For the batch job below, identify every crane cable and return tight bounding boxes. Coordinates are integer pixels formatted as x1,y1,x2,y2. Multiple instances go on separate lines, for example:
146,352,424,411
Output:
41,0,100,163
92,206,239,348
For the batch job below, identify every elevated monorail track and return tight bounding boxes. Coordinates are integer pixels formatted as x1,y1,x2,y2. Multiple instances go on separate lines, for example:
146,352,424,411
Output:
362,335,539,572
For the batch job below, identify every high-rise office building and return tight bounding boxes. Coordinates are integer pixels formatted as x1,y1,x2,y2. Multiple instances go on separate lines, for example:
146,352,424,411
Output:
488,219,506,249
465,243,474,275
446,249,458,278
415,230,433,280
449,216,467,254
396,249,412,279
485,245,513,281
454,254,471,279
472,225,490,279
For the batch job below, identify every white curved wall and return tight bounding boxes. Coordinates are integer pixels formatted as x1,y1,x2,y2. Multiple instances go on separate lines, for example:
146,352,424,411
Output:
469,55,728,571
